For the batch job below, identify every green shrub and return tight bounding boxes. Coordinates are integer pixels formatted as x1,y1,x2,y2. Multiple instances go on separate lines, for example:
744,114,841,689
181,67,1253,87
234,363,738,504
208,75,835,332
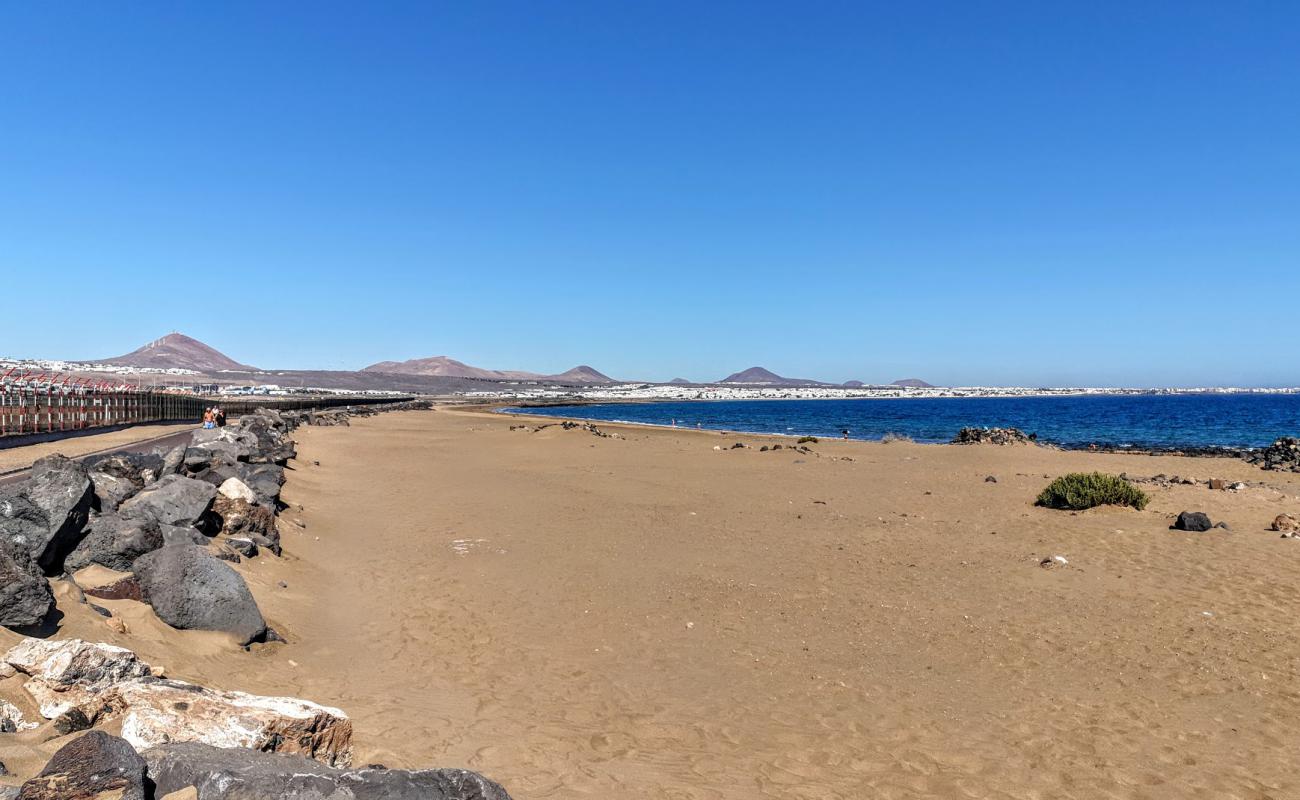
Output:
1035,472,1149,511
797,436,818,444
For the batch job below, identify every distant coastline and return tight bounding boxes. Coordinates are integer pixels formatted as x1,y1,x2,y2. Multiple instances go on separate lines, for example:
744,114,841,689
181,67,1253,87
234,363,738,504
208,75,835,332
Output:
500,393,1300,453
476,383,1300,405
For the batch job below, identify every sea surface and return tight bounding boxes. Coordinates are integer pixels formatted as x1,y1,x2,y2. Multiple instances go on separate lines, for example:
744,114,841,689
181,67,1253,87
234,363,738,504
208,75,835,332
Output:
507,394,1300,450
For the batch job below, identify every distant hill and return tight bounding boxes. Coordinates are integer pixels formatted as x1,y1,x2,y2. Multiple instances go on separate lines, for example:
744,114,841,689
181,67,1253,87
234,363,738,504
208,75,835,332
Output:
549,365,614,384
362,355,612,384
719,366,825,386
668,377,691,384
95,333,255,372
362,355,528,380
892,378,936,388
842,380,865,388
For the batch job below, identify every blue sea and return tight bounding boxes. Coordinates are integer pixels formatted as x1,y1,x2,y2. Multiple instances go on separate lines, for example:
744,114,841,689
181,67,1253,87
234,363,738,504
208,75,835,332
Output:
506,394,1300,451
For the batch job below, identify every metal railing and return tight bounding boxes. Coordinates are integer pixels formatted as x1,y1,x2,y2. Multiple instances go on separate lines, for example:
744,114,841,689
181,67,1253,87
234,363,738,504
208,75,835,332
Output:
0,367,414,439
0,369,206,437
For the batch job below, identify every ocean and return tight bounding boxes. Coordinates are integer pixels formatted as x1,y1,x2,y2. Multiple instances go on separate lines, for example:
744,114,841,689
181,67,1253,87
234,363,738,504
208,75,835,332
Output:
506,394,1300,450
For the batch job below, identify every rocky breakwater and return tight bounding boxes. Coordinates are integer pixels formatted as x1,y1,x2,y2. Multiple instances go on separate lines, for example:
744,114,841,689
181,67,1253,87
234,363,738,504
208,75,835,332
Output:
953,426,1038,445
0,639,510,798
0,400,511,797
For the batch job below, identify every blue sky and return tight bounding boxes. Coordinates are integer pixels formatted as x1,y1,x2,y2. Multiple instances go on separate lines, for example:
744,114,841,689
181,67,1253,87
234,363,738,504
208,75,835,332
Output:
1,2,1296,386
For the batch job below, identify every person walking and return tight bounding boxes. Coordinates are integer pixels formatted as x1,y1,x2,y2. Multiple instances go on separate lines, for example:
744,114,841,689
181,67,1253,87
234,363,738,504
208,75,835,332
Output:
202,408,215,429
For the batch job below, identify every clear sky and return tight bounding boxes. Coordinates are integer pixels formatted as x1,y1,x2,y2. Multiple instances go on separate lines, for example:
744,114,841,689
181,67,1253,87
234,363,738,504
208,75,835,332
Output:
1,2,1296,386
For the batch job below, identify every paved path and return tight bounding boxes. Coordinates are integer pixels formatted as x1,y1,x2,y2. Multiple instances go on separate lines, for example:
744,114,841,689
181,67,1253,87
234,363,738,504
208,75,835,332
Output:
0,423,197,486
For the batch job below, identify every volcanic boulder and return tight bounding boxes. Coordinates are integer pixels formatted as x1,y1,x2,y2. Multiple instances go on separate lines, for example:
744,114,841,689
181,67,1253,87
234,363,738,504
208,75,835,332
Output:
132,545,267,644
16,730,147,800
143,742,512,800
0,538,54,628
0,455,95,573
85,452,166,511
1173,511,1214,532
118,475,217,534
63,513,163,573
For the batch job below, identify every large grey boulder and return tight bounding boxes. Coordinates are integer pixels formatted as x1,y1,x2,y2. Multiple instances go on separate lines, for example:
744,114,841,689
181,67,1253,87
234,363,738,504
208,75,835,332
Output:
132,545,267,644
0,493,50,563
0,538,53,628
119,475,217,534
85,452,165,511
238,463,285,507
85,451,165,485
159,444,186,477
0,455,95,573
190,427,260,460
16,730,146,800
63,513,163,573
87,469,137,511
144,742,512,800
160,523,209,547
182,445,239,476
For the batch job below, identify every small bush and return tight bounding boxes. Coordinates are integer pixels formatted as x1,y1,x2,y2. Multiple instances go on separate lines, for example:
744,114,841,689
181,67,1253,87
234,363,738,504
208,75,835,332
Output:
1036,472,1149,511
881,432,914,444
797,436,818,444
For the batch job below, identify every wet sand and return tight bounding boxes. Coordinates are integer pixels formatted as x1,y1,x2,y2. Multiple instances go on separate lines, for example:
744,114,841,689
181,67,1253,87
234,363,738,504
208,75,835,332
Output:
5,407,1300,798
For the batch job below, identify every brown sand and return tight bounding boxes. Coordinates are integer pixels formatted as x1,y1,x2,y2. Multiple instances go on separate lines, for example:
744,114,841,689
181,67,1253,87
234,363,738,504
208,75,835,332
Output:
5,407,1300,798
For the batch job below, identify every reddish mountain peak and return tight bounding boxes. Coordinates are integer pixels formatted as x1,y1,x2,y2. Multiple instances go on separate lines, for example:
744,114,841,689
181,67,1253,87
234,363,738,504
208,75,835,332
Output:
97,333,255,372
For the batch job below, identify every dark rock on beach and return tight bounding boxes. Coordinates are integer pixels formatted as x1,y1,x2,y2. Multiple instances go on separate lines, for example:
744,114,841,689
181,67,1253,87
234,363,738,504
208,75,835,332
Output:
63,513,163,573
119,474,218,534
144,742,514,800
132,545,267,645
1173,511,1214,532
0,455,95,573
17,730,147,800
0,537,54,628
160,523,210,547
85,451,165,511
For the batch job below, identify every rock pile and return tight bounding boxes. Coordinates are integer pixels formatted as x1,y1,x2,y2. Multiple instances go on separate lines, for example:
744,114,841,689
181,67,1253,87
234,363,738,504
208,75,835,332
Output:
953,427,1037,445
0,400,511,797
1245,436,1300,472
0,409,298,633
0,402,428,634
0,641,509,798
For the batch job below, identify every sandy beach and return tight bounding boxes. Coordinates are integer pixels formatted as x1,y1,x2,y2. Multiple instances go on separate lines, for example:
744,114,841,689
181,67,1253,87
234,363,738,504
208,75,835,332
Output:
5,406,1300,798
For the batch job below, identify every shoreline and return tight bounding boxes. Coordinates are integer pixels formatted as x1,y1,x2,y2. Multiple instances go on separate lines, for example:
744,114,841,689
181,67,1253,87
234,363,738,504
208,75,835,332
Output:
493,404,1271,459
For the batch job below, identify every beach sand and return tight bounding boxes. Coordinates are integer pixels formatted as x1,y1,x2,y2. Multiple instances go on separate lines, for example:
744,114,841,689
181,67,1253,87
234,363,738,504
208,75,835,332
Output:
5,406,1300,798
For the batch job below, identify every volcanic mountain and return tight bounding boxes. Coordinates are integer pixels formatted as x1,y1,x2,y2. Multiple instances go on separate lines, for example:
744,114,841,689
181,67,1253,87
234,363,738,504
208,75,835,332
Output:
95,333,255,372
362,355,613,384
718,367,826,386
891,378,936,388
